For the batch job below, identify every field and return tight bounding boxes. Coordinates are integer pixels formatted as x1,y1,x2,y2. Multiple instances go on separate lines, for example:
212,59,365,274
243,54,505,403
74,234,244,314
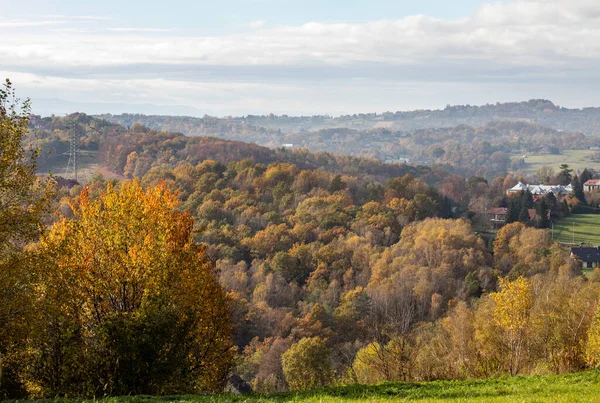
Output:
26,370,600,403
552,214,600,246
520,149,600,176
37,150,124,184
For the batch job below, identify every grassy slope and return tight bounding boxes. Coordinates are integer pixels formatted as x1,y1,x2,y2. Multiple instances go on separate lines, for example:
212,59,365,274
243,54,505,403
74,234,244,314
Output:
25,370,600,403
552,214,600,246
520,150,600,176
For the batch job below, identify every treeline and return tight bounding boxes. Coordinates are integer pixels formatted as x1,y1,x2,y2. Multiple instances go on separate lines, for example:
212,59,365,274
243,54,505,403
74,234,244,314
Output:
101,98,600,135
100,113,598,179
28,114,439,184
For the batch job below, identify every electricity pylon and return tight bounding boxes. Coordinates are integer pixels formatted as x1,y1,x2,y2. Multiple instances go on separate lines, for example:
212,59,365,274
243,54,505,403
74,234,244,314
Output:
65,121,79,181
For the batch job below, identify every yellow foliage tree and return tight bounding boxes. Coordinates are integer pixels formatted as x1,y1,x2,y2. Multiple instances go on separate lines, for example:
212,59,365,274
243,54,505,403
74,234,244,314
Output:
26,180,233,397
586,303,600,368
490,276,534,375
0,79,53,397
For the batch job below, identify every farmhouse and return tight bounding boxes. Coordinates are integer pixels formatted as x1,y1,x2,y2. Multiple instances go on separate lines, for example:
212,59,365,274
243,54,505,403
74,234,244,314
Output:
485,207,548,229
570,246,600,269
507,182,572,196
486,207,507,229
584,179,600,192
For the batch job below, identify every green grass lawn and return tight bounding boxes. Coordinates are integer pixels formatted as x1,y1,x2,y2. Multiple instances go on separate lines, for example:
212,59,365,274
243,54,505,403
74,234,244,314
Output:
520,149,600,176
552,214,600,246
19,370,600,403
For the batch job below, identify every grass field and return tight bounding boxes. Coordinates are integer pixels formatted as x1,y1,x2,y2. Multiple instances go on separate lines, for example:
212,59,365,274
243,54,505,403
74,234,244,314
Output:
25,370,600,403
520,149,600,176
552,214,600,246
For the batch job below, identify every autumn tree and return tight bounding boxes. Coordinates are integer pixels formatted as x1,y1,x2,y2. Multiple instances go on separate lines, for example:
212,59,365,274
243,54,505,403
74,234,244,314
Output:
0,79,53,397
281,337,333,390
586,303,600,368
25,180,233,397
490,277,535,375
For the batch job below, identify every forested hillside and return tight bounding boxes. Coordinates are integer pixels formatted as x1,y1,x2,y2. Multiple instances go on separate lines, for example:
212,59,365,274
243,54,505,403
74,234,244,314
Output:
99,113,599,179
4,83,600,400
100,99,600,135
29,113,436,183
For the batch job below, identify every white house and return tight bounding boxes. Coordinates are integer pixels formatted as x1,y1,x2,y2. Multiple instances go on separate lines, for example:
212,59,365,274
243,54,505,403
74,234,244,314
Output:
507,182,572,196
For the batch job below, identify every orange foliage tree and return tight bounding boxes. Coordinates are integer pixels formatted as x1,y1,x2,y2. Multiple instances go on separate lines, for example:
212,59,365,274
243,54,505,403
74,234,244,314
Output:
25,180,233,397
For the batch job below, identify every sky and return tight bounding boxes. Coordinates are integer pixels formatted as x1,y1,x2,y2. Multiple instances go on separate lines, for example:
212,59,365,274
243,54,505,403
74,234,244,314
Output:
2,0,600,117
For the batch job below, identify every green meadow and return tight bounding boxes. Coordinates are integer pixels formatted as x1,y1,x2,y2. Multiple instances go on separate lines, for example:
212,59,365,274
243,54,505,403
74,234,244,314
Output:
17,370,600,403
552,214,600,246
520,149,600,176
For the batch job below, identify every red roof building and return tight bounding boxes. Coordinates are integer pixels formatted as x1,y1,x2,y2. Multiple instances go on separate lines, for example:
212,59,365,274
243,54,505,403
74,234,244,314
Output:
584,179,600,192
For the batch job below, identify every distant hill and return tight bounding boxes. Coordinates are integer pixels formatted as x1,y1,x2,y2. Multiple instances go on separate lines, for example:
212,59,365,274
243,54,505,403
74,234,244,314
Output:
97,112,600,179
99,99,600,136
29,113,435,185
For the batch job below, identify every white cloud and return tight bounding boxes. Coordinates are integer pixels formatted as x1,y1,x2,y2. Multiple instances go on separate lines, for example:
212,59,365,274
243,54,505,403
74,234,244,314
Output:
107,27,175,33
3,0,600,115
3,0,600,69
247,20,265,29
0,19,67,27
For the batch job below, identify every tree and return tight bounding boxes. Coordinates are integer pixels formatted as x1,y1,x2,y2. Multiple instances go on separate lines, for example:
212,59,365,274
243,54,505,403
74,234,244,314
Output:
0,79,53,397
490,277,534,375
557,164,573,185
572,175,586,205
586,303,600,369
534,199,550,229
536,166,555,184
25,180,234,397
329,174,346,193
518,202,530,224
580,168,593,187
281,337,332,390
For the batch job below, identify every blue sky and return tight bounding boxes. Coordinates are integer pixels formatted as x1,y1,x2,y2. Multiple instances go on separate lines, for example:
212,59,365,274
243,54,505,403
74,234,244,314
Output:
4,0,487,33
2,0,600,117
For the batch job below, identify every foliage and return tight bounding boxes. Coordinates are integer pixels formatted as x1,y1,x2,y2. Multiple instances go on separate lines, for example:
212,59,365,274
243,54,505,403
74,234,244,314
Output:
0,79,54,398
22,180,234,397
586,304,600,368
281,337,333,391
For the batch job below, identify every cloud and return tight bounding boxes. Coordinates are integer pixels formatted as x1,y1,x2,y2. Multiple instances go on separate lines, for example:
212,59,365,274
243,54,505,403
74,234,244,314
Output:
0,19,67,27
247,20,265,29
3,0,600,115
3,0,600,69
107,27,175,33
41,14,113,21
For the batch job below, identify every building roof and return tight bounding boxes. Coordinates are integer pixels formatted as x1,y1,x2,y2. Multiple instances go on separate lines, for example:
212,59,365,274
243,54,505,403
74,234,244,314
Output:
507,182,572,195
571,247,600,262
584,179,600,186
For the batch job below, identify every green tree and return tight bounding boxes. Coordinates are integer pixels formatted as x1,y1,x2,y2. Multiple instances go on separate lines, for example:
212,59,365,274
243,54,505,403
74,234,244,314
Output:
572,175,586,205
281,337,332,390
580,168,593,187
557,164,573,185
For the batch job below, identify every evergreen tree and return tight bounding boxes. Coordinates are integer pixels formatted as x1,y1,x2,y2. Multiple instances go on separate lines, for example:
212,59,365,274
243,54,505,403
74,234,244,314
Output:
329,174,346,193
535,200,550,229
572,175,586,205
522,190,534,209
518,202,530,224
507,196,521,224
557,164,573,185
580,168,593,186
